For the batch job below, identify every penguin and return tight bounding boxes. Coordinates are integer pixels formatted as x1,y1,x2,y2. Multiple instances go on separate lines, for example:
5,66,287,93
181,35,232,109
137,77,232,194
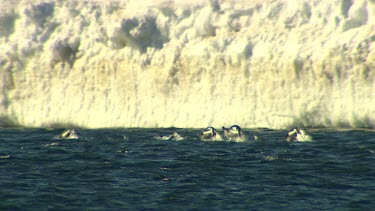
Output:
200,126,223,141
154,132,185,141
55,129,79,140
222,125,246,142
286,128,312,142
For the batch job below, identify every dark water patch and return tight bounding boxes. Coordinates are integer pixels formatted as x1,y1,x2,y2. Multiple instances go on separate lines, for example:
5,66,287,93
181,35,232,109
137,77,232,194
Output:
0,128,375,210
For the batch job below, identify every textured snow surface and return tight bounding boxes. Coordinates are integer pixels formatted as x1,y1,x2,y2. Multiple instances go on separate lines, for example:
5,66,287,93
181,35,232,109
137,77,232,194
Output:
0,0,374,129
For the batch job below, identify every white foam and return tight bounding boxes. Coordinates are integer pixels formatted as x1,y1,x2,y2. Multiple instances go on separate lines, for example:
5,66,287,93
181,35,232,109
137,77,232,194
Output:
0,0,374,129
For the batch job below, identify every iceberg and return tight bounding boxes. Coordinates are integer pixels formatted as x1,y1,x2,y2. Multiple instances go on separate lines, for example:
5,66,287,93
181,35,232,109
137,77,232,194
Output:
0,0,374,129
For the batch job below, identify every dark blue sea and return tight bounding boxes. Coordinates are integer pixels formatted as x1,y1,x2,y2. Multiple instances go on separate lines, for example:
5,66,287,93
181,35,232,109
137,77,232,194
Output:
1,128,374,210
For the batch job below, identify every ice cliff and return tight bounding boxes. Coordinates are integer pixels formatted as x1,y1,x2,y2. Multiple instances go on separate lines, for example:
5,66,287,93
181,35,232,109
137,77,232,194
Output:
0,0,374,129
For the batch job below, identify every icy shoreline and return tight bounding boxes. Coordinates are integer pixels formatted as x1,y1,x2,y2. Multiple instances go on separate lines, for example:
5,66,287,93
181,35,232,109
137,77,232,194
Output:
0,0,374,129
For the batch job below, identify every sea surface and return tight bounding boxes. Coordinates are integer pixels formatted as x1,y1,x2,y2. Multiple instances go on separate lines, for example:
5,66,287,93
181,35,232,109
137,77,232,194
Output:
1,128,374,210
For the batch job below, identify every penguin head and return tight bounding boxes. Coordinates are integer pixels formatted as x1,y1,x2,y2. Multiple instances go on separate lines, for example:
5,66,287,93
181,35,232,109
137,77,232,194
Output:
201,126,217,138
229,125,242,136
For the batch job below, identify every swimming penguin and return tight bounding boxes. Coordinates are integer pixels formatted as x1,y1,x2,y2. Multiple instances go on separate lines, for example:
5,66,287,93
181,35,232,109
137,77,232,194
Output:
222,125,246,142
286,128,312,142
286,128,298,142
200,126,223,141
154,132,185,141
170,132,184,141
54,129,79,140
296,129,312,142
154,134,172,141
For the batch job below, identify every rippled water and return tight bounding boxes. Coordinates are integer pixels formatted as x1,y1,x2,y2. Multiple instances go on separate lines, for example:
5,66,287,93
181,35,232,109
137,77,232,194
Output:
1,128,374,210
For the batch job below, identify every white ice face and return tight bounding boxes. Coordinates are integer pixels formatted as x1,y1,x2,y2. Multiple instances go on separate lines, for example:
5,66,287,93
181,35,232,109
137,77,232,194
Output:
3,1,373,129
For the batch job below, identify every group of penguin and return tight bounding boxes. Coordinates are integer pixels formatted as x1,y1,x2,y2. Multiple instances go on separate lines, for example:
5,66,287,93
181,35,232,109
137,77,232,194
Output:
153,125,246,142
200,125,245,142
55,125,311,142
200,125,311,142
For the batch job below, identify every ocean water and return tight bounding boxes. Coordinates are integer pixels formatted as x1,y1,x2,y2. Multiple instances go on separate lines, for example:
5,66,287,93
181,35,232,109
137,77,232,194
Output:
1,128,374,210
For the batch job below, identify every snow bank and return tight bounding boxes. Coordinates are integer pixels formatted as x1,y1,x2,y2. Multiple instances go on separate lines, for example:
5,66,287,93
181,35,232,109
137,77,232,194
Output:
0,0,374,129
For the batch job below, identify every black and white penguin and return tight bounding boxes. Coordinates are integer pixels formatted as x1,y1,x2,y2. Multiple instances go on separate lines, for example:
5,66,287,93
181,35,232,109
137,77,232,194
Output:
55,129,79,140
200,126,223,141
154,132,185,141
222,125,246,142
286,128,312,142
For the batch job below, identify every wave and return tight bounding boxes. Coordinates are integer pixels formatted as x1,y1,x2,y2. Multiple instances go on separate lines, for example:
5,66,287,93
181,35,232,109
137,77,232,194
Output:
0,0,374,129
